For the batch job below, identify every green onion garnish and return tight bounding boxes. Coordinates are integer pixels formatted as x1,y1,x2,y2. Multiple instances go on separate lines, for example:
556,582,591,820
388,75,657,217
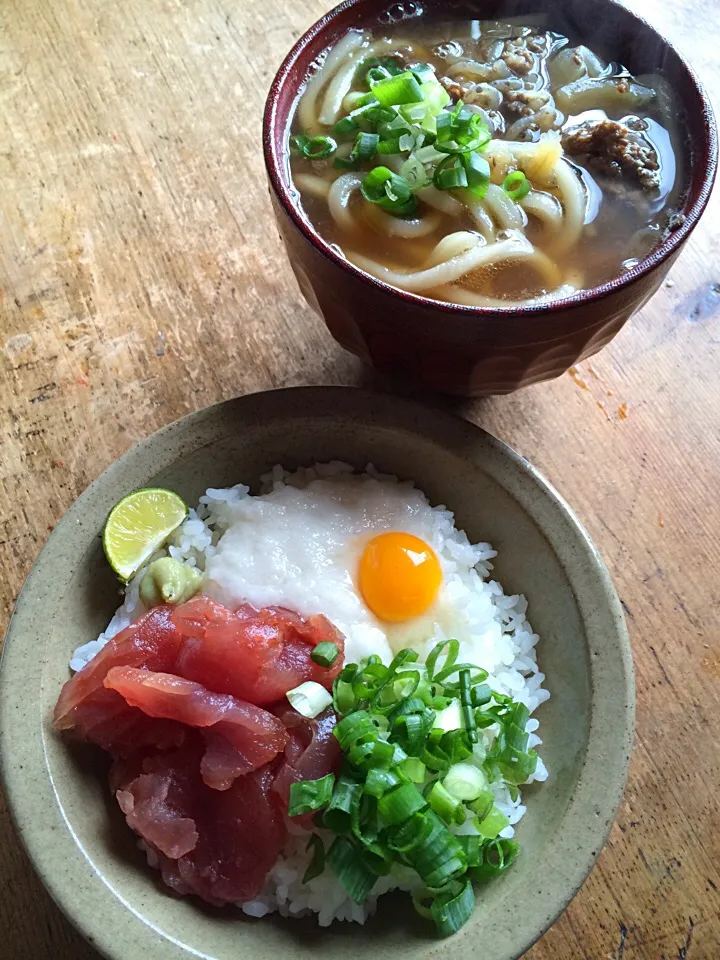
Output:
286,639,538,936
435,103,491,155
286,680,333,718
369,71,424,107
378,782,427,825
426,780,466,825
288,773,335,817
290,134,337,159
434,156,468,190
327,835,377,903
311,641,340,668
322,775,361,833
333,131,379,170
503,170,532,201
443,762,488,802
463,152,491,201
303,834,326,883
472,838,520,883
475,805,510,840
430,878,476,937
360,166,417,217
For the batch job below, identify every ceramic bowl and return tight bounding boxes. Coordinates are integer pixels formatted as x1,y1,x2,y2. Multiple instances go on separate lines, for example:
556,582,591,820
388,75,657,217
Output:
263,0,717,396
0,387,633,960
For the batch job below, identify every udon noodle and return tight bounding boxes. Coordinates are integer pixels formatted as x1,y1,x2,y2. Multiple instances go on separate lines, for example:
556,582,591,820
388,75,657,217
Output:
288,17,685,307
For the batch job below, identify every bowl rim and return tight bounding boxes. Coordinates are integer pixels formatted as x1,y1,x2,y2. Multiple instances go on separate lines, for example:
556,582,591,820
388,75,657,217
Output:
263,0,718,323
0,387,635,960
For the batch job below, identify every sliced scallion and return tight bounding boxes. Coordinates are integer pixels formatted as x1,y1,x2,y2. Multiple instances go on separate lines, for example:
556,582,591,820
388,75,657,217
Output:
426,780,466,825
311,641,340,668
378,782,428,825
288,773,335,816
327,835,377,903
370,71,424,107
430,878,475,936
290,134,337,159
444,762,488,802
472,838,520,883
360,166,417,217
475,804,510,840
503,170,531,201
286,680,333,718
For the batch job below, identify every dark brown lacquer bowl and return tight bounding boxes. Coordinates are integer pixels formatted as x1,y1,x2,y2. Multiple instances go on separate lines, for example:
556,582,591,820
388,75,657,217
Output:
263,0,717,396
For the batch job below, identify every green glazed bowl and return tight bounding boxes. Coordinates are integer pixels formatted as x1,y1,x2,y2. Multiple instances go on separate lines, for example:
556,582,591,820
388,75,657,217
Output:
0,387,633,960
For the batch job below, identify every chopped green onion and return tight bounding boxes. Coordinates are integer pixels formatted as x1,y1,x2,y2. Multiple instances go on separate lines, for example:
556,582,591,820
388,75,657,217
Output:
323,775,362,833
475,804,510,840
432,699,464,733
311,641,340,668
434,156,468,190
367,65,393,85
399,757,426,783
472,838,520,883
467,788,494,822
444,762,488,802
370,71,424,107
327,835,377,903
457,834,483,868
286,680,333,718
358,56,403,83
312,644,537,936
288,774,335,816
430,878,475,937
463,152,491,200
360,166,417,217
290,134,337,159
303,834,325,883
348,737,395,771
503,170,531,201
399,155,429,191
378,782,428,824
333,114,359,137
426,780,466,825
471,683,492,706
434,104,491,155
333,131,379,170
365,767,401,797
377,138,402,155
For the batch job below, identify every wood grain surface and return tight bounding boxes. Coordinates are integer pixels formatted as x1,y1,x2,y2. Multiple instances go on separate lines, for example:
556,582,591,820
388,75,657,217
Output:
1,0,718,957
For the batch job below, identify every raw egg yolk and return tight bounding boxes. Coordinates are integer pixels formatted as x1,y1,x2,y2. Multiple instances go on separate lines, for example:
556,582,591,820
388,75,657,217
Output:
359,532,442,623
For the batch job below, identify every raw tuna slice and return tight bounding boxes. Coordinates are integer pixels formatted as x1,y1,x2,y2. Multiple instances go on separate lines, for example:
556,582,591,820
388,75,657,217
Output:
115,741,287,904
54,606,187,755
104,667,288,789
172,596,345,706
272,705,341,828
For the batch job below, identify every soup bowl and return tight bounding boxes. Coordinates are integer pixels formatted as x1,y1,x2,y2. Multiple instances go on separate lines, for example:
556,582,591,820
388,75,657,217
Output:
263,0,717,396
0,387,633,960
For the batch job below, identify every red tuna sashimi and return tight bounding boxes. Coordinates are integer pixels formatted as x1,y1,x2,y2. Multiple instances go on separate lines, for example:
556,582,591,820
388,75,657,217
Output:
171,596,345,706
272,705,341,828
105,667,288,790
115,740,287,904
54,605,187,755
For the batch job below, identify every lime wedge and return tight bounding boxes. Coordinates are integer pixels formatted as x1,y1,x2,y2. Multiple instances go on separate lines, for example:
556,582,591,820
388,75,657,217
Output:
103,488,188,581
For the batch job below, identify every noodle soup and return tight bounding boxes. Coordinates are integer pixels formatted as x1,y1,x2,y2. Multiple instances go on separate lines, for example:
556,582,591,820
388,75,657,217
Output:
287,18,685,307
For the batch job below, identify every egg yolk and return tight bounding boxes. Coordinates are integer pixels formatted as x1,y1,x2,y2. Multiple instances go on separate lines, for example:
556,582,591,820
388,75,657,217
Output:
359,532,442,623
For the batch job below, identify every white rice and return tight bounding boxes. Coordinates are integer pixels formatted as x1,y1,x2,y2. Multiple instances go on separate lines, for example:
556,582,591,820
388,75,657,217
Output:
72,463,549,925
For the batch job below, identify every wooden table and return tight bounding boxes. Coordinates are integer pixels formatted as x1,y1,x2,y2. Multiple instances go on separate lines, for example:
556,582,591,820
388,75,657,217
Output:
1,0,718,957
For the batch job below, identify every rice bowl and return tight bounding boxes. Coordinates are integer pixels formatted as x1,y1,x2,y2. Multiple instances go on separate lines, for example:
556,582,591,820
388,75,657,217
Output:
0,387,633,960
66,462,550,929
